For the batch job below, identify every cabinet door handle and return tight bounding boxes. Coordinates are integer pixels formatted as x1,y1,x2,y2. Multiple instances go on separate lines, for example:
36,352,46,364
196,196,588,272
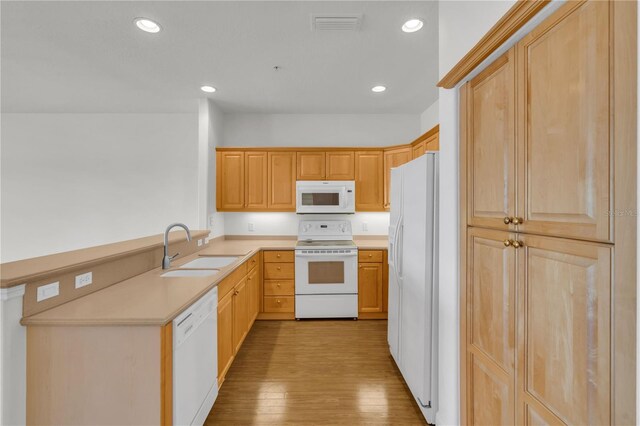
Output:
277,254,281,258
277,283,281,287
503,217,512,224
512,217,524,225
276,299,281,304
277,267,281,270
512,240,524,249
503,239,512,247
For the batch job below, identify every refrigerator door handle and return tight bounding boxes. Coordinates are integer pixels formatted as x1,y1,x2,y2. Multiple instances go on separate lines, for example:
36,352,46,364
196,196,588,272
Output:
397,222,404,278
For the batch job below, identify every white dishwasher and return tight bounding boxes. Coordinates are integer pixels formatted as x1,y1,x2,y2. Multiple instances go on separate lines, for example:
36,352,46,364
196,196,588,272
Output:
173,287,218,426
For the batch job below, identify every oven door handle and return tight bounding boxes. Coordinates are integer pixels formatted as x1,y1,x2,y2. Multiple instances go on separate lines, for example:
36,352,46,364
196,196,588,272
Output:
295,252,358,258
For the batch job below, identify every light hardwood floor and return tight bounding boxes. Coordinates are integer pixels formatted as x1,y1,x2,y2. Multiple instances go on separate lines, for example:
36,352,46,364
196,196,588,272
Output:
206,320,428,425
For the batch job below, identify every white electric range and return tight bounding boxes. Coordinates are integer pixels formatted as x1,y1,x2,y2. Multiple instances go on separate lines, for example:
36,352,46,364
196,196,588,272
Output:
294,220,358,319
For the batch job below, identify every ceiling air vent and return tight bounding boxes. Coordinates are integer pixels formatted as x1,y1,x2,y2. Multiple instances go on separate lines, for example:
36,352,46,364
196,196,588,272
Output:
311,14,362,31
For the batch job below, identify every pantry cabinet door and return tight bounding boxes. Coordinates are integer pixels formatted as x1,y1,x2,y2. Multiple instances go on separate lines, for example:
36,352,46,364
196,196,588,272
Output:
358,263,383,313
516,0,611,242
216,151,245,210
466,227,516,425
516,233,611,425
297,152,325,180
217,290,234,382
325,151,355,180
383,147,412,209
268,152,296,210
354,151,384,211
465,49,516,231
245,152,268,210
232,278,249,354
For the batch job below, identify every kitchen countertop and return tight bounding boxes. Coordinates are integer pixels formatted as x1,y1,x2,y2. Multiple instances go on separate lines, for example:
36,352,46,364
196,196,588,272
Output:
21,237,388,327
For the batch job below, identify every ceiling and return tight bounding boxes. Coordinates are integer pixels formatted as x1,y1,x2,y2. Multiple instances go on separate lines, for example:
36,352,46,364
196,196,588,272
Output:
1,1,439,114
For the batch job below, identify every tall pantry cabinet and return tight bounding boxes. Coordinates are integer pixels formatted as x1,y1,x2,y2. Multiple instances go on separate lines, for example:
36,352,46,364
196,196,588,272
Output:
460,1,636,425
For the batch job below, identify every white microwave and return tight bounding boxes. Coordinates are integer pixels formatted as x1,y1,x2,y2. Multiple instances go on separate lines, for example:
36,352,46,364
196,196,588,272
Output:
296,181,355,214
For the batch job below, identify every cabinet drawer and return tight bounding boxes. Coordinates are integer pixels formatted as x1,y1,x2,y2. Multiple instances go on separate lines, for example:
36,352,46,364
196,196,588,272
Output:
264,279,295,296
263,296,295,313
246,252,260,272
358,250,383,263
263,250,294,263
264,263,295,279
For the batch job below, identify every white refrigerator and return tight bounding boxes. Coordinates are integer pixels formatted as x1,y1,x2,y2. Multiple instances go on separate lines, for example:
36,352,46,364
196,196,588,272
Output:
388,153,438,424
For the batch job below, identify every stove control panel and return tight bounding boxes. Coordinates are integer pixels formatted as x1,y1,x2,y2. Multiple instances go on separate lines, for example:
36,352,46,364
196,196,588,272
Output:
298,219,352,241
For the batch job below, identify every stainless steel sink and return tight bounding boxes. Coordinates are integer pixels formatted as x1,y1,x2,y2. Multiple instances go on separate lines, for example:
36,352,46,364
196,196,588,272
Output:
161,269,220,278
179,256,239,269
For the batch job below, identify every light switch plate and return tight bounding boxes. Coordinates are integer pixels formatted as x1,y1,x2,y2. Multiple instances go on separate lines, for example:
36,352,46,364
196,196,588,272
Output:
75,272,93,289
37,282,59,302
197,239,203,247
362,222,369,231
248,223,255,232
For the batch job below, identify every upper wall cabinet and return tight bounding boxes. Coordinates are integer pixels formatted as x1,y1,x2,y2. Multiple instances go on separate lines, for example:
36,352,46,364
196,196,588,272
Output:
383,147,412,209
297,152,325,180
215,125,437,213
245,152,268,209
268,151,296,210
465,49,516,231
296,151,355,181
355,151,384,211
217,151,245,210
325,151,355,180
516,0,611,242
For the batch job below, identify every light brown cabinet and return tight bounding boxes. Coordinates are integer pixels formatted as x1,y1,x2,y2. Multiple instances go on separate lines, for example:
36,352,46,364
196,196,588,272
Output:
460,1,636,424
358,263,383,313
297,151,355,180
357,250,388,319
268,152,296,210
260,250,295,319
218,255,263,387
217,289,235,384
515,0,611,243
466,49,516,231
325,151,355,180
297,152,325,180
354,151,384,211
245,152,268,209
247,264,260,325
383,147,412,209
216,151,245,210
215,126,438,213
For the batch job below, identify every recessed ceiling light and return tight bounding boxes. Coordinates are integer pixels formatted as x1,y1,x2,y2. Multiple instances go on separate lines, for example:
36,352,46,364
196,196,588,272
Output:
134,18,161,34
402,19,424,33
200,85,217,93
371,85,386,93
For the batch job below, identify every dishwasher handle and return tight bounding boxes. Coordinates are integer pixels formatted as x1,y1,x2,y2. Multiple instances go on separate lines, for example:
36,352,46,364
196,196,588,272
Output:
174,287,217,348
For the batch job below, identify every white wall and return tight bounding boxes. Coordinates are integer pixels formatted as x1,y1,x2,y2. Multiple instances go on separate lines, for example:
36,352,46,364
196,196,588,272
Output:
222,113,421,147
198,99,225,238
1,113,199,262
437,1,516,425
223,212,390,236
420,99,439,133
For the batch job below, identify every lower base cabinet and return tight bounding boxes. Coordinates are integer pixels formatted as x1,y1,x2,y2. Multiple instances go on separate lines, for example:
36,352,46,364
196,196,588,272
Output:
217,253,261,386
465,227,613,425
357,250,388,319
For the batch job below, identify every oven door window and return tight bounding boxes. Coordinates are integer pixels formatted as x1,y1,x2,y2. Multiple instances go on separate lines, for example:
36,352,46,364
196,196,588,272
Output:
301,192,340,206
308,261,345,284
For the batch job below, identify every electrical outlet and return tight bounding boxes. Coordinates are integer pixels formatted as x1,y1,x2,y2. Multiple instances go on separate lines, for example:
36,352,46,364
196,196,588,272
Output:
37,282,59,302
248,223,255,232
208,215,215,227
75,272,93,289
362,222,369,231
197,239,203,247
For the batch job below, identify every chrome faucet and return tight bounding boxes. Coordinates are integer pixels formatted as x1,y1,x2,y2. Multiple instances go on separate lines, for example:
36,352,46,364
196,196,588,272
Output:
162,223,192,269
